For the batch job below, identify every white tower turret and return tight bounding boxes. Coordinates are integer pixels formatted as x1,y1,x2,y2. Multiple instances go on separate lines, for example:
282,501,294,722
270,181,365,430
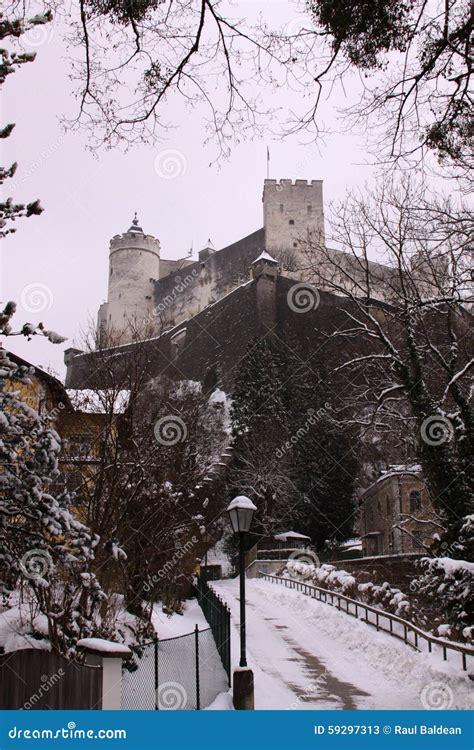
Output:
97,214,160,345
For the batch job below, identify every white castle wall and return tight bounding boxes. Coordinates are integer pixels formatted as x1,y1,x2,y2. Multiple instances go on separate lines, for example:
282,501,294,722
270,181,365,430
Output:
104,231,160,341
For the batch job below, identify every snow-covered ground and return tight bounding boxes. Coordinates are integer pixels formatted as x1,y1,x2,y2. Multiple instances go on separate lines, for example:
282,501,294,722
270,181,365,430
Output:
151,598,209,638
122,598,230,709
213,578,473,711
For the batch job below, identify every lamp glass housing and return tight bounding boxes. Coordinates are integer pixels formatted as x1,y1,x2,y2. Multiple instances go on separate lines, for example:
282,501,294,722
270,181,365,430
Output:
227,496,256,533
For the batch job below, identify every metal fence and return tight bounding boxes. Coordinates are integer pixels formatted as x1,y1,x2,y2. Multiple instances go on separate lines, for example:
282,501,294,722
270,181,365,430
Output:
259,572,474,672
195,576,232,685
121,625,229,710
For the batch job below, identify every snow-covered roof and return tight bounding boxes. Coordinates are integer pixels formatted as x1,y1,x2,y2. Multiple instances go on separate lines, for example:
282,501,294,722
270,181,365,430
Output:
77,637,132,655
274,531,311,541
376,464,422,483
251,251,279,265
339,538,362,550
66,389,130,414
360,464,424,499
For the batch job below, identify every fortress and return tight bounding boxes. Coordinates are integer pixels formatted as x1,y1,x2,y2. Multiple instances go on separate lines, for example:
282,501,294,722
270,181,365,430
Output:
65,178,442,389
96,179,326,346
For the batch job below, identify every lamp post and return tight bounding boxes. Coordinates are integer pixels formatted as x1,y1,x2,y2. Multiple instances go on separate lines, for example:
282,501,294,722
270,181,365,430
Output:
202,529,212,583
226,495,256,709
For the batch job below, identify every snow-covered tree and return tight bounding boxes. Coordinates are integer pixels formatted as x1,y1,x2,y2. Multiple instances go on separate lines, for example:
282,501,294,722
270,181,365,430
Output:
0,10,49,236
300,178,473,554
412,516,474,643
0,310,109,654
67,329,232,617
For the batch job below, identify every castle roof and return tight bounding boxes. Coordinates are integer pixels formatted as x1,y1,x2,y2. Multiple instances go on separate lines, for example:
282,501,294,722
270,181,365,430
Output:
251,250,279,265
128,213,144,234
202,238,215,252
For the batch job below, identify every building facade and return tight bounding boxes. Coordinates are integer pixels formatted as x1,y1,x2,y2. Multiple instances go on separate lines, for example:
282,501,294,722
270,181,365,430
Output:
359,466,439,557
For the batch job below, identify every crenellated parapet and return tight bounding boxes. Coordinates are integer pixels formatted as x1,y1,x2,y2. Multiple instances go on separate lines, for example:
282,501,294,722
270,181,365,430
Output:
109,231,160,256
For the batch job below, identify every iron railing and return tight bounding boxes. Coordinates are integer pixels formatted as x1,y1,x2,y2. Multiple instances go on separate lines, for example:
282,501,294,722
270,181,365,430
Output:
195,576,232,684
258,572,474,672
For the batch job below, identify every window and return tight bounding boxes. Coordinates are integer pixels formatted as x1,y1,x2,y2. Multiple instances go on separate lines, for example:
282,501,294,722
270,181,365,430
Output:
65,435,94,460
289,219,295,225
409,490,422,512
307,205,312,214
293,242,298,248
279,204,284,212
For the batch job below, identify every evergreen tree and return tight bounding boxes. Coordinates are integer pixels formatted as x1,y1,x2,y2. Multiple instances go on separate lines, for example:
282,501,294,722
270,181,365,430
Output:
229,338,360,549
0,345,107,654
293,419,359,549
1,10,49,236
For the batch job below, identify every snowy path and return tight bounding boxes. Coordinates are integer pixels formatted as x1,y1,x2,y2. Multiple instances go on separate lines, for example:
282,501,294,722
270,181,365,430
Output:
213,578,473,711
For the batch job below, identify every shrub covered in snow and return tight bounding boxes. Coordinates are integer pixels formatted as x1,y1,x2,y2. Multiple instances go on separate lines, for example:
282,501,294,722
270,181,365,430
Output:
357,581,411,617
412,555,474,643
282,561,412,618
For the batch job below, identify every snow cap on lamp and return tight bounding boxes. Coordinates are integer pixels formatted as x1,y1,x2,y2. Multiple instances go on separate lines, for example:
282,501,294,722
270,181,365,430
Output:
226,495,257,533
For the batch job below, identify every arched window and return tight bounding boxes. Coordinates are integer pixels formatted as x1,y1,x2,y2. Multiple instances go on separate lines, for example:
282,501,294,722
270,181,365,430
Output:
409,490,422,512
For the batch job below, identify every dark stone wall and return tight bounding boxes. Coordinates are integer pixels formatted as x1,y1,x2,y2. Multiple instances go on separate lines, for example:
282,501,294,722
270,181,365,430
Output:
152,228,265,329
65,273,381,392
66,278,261,389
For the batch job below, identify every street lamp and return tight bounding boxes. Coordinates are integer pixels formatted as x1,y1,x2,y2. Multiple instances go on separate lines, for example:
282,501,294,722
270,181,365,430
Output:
202,529,212,583
226,495,256,668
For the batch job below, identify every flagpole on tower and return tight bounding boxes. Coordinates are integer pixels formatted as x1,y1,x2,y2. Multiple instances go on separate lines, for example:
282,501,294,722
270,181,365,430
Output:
266,146,270,179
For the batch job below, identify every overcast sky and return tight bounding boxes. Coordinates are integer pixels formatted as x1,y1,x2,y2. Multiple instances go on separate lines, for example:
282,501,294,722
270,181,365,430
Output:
2,0,380,378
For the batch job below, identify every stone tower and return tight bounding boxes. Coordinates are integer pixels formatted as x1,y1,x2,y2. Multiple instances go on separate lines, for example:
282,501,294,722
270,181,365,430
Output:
97,215,160,344
263,179,325,274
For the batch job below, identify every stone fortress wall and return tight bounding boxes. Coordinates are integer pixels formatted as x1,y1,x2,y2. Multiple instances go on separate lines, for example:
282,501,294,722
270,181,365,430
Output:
96,179,443,346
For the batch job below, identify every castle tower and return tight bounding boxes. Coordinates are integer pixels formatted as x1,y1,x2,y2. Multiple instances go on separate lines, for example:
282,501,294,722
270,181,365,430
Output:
97,215,160,344
263,179,325,274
